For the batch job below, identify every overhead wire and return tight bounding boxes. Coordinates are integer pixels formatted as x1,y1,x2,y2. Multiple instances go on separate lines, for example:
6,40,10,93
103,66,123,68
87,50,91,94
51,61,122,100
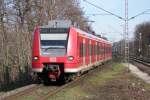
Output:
83,0,124,20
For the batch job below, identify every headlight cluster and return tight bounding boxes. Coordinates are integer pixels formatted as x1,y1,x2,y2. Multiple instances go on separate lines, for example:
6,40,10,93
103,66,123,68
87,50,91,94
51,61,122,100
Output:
33,56,39,61
67,56,74,61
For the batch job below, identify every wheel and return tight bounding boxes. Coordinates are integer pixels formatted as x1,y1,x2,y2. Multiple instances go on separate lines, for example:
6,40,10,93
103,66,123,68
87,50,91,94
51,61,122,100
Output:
57,74,68,85
43,77,50,85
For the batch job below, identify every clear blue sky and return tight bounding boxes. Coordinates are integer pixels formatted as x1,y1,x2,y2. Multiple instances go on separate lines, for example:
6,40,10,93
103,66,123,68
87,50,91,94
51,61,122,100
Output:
80,0,150,42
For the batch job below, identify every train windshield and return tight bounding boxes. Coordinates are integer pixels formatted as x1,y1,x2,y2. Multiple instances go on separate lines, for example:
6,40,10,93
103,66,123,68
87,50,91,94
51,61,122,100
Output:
40,28,69,57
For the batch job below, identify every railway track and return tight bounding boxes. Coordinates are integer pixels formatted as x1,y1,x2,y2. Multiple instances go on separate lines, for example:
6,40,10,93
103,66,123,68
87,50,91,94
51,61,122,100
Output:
2,62,110,100
2,84,43,100
130,57,150,75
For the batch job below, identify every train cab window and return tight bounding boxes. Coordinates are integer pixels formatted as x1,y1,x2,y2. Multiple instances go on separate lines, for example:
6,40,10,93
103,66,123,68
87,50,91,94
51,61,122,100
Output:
40,28,69,57
40,28,69,47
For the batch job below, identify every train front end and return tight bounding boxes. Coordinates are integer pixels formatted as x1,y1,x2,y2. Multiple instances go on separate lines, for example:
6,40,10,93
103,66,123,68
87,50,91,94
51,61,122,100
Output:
32,26,70,82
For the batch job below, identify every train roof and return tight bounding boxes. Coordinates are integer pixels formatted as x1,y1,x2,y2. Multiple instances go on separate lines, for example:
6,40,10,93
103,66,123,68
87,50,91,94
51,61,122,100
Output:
38,25,112,45
71,27,112,45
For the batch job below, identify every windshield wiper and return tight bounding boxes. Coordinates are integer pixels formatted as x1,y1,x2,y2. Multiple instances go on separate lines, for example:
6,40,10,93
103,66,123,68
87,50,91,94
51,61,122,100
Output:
43,46,65,51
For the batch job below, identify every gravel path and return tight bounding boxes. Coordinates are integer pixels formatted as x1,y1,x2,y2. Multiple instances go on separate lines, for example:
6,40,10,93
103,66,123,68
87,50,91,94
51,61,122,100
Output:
123,63,150,84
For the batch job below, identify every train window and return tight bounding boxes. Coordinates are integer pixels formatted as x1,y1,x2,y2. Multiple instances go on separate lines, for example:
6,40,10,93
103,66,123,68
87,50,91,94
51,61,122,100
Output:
94,45,95,55
40,28,69,47
100,45,102,54
96,44,98,55
88,44,89,56
94,45,96,55
40,28,69,33
98,45,100,55
93,45,96,56
98,45,99,55
40,28,69,56
80,43,83,57
97,45,99,55
83,44,86,57
92,45,94,56
100,44,102,54
80,43,86,57
105,45,106,53
89,44,92,56
102,44,104,54
91,45,92,56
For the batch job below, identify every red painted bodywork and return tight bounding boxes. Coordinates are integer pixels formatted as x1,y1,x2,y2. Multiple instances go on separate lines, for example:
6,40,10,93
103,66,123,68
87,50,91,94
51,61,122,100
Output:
32,27,112,73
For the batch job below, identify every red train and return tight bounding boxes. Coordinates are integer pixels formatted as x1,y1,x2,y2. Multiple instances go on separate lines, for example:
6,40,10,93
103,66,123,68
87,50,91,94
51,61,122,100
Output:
32,21,112,83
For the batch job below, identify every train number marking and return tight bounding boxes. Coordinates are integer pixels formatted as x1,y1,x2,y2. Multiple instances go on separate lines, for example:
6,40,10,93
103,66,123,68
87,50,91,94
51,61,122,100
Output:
50,57,56,62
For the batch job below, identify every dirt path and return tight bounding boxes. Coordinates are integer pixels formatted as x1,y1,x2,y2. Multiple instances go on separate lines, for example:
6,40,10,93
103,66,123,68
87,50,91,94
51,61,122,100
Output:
123,63,150,84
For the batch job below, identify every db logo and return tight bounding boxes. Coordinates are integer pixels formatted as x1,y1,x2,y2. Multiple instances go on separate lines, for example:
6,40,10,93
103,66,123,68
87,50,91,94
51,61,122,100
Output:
50,57,56,62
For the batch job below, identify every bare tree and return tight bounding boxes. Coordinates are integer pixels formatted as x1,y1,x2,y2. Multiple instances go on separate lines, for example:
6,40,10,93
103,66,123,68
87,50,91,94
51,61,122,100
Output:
0,0,91,90
134,21,150,58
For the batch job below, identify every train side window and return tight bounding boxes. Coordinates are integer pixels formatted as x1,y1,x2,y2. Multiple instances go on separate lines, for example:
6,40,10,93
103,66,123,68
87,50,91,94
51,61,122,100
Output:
92,45,94,56
93,45,96,56
95,44,97,55
83,43,86,57
80,43,83,57
98,45,100,55
97,44,99,55
89,44,92,56
100,44,102,55
102,44,104,54
91,44,93,56
88,44,90,56
80,43,86,57
93,45,94,56
99,44,101,55
99,45,100,55
91,45,93,56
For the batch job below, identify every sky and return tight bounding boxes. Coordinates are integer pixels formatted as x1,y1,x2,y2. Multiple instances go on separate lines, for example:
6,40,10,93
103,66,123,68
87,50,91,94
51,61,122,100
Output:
80,0,150,42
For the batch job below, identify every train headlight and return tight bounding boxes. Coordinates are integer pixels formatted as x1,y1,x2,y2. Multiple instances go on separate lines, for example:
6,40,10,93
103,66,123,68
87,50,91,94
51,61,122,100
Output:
33,56,39,61
67,56,74,61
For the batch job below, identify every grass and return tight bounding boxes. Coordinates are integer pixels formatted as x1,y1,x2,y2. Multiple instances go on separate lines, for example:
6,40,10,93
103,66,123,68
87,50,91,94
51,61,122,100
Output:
48,63,126,100
48,86,89,100
21,96,36,100
0,92,5,97
2,62,149,100
87,63,126,85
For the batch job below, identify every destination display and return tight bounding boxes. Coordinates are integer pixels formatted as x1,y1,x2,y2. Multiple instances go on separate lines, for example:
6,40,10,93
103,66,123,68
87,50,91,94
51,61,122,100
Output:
40,28,69,33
